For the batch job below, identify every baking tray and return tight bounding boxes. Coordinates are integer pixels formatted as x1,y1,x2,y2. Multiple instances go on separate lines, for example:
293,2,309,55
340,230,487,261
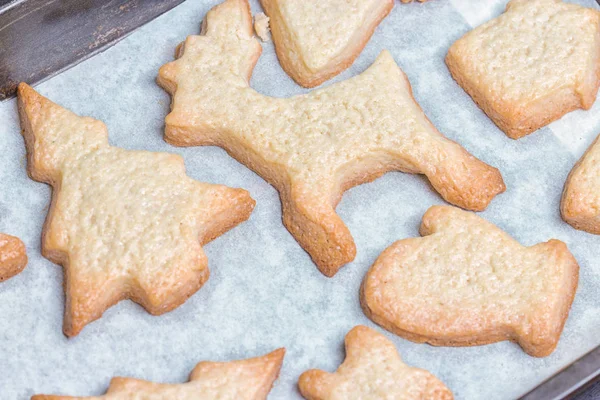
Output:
1,0,600,399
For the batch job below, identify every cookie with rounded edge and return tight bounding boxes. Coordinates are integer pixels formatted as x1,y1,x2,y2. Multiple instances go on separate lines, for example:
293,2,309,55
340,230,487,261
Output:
32,348,285,399
299,326,452,400
561,134,600,233
0,233,27,282
361,205,579,357
18,83,255,336
446,0,600,139
157,0,505,277
260,0,394,88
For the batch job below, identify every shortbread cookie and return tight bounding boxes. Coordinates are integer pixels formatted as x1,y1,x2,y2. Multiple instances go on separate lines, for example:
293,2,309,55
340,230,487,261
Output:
561,134,600,233
400,0,428,3
299,326,452,400
260,0,394,87
254,12,270,42
0,233,27,282
32,348,284,399
446,0,600,139
361,205,579,357
157,0,505,277
17,83,255,337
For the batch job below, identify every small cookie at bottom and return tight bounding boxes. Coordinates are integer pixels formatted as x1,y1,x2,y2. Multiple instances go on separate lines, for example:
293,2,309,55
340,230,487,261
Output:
32,348,285,399
361,205,579,357
299,326,452,400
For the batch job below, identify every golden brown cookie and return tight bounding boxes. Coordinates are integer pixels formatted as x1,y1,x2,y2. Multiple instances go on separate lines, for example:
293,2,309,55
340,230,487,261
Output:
362,205,579,357
18,83,255,336
0,233,27,282
157,0,505,277
32,348,285,399
446,0,600,139
260,0,394,87
562,134,600,233
299,326,452,400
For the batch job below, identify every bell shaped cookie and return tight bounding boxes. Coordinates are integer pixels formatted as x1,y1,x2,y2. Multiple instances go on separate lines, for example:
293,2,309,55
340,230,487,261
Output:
260,0,394,87
361,205,579,357
446,0,600,139
157,0,505,277
32,348,284,399
0,233,27,282
299,326,452,400
17,83,255,336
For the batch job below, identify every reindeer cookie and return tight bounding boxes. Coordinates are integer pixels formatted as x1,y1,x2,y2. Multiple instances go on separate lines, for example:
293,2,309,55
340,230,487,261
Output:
299,326,452,400
0,233,27,282
361,206,579,357
157,0,505,277
259,0,394,87
17,83,255,336
33,348,285,399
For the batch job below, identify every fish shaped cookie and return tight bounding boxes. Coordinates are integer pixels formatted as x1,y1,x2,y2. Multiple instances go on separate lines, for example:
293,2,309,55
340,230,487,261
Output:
361,205,579,357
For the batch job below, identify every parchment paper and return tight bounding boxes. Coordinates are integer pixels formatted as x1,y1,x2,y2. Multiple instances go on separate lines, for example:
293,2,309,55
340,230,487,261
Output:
1,1,599,399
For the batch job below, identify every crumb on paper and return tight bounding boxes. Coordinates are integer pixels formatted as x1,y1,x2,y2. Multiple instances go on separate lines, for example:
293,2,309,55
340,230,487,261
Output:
254,12,270,42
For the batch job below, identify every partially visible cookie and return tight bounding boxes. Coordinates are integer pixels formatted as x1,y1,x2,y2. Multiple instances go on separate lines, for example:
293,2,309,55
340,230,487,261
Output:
157,0,505,277
361,205,579,357
254,12,270,42
299,326,452,400
400,0,428,3
18,83,255,336
446,0,600,139
32,348,285,399
562,134,600,233
0,233,27,282
260,0,394,87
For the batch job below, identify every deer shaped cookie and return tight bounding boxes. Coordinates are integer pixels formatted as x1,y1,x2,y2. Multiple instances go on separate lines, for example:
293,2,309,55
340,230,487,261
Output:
157,0,505,277
18,83,255,336
361,206,579,357
33,348,284,400
299,326,452,400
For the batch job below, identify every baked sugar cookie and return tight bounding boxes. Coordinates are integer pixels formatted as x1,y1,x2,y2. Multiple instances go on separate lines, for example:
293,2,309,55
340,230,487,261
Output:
0,233,27,282
562,134,600,234
18,83,255,336
361,205,579,357
157,0,505,277
446,0,600,139
260,0,394,87
32,348,284,399
299,326,452,400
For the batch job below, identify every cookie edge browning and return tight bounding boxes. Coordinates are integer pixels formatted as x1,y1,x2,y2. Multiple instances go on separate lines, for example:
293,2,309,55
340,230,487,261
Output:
260,0,394,88
0,233,27,282
31,348,285,400
17,83,256,336
561,134,600,234
445,1,600,139
361,205,579,357
298,326,453,400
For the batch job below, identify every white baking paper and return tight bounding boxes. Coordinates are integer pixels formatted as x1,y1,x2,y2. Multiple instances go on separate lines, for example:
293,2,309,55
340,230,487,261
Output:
1,1,599,398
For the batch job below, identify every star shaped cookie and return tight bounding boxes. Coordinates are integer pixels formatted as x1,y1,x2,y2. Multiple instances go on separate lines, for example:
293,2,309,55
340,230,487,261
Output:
361,205,579,357
17,83,255,336
299,326,452,400
32,348,285,399
157,0,505,277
